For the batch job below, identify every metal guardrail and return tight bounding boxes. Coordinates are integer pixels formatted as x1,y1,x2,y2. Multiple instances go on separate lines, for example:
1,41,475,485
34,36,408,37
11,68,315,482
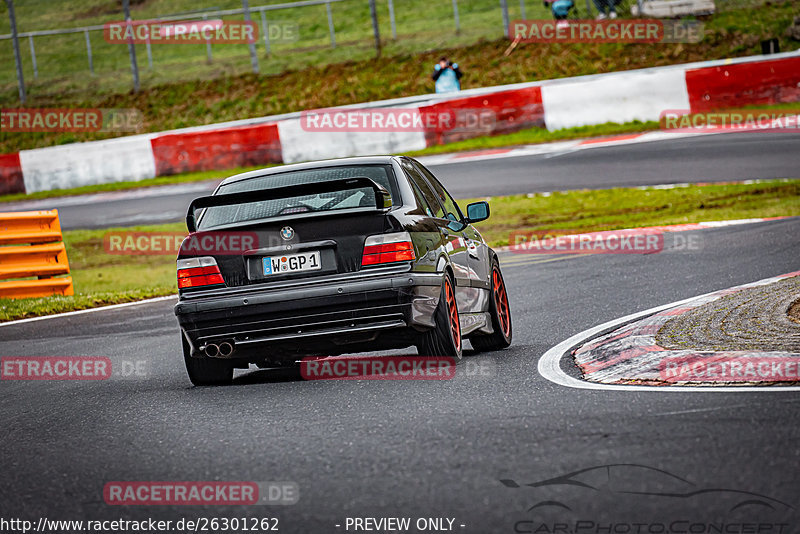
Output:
0,0,345,40
0,0,765,102
0,210,74,299
0,0,525,101
0,0,345,82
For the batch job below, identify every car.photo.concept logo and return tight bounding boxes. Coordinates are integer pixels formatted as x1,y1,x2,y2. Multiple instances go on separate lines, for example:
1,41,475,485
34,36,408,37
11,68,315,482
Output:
503,464,795,533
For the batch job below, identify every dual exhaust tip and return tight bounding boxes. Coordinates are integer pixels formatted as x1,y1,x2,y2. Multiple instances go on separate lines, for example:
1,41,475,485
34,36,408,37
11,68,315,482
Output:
203,341,235,358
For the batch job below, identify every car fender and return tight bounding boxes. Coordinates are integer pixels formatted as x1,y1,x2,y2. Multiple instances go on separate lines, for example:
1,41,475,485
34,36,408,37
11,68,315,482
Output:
435,252,454,279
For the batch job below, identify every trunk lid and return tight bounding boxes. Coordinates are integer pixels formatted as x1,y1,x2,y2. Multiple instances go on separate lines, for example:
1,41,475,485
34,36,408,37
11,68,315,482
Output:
179,177,396,288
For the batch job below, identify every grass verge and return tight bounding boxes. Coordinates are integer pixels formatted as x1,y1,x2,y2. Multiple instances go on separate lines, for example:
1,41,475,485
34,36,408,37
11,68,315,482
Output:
2,180,798,322
0,222,184,322
470,179,800,246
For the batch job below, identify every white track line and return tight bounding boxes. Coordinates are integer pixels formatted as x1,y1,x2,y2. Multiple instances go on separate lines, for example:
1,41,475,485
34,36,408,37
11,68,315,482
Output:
537,280,800,393
0,295,177,327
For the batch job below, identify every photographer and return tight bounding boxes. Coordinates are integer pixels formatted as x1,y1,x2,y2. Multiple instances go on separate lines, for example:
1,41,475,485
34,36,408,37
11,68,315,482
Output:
593,0,619,19
544,0,576,24
432,57,463,94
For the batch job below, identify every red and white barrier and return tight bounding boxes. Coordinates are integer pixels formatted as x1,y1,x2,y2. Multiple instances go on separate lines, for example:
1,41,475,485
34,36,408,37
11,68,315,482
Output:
417,86,545,145
685,55,800,112
19,135,157,194
277,114,427,164
151,123,282,176
2,51,798,195
541,66,690,130
0,153,23,196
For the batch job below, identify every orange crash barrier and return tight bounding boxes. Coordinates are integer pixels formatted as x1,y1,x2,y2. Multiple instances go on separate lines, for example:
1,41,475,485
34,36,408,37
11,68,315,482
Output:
0,210,74,299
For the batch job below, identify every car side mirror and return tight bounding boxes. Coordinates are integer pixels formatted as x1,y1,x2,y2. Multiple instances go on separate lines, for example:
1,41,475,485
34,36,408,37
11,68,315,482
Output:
465,201,490,223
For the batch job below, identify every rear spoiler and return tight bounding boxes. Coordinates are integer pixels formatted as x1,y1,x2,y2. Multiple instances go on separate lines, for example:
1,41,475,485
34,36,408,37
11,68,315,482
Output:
186,177,392,232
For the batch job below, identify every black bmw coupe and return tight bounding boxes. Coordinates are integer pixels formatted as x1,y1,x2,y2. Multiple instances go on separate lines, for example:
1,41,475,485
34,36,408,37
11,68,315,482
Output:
175,156,512,385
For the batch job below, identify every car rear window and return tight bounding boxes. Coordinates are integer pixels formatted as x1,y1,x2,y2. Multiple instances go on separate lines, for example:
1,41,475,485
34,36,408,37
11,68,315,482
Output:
198,164,397,230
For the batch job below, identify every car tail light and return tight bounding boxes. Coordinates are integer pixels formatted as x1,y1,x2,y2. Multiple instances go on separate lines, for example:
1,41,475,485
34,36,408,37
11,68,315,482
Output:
177,257,225,289
362,232,415,267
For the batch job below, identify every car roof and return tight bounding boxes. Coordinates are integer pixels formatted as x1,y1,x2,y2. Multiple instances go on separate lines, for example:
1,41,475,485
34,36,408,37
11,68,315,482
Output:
217,156,403,188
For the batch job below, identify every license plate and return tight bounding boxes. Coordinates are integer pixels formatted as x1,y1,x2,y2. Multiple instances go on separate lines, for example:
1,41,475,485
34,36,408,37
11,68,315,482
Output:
262,251,321,276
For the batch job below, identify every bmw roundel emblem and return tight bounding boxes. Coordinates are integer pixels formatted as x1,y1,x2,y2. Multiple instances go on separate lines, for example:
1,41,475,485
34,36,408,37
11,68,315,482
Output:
280,226,295,241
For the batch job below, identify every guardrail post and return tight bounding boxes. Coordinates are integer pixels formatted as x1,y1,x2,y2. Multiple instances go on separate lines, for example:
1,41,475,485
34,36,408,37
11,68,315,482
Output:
388,0,397,40
84,29,94,74
122,0,140,92
368,0,381,57
519,0,526,19
28,35,38,79
452,0,461,34
145,36,153,68
203,14,213,63
5,0,26,103
260,10,271,55
326,1,336,48
500,0,510,38
242,0,260,74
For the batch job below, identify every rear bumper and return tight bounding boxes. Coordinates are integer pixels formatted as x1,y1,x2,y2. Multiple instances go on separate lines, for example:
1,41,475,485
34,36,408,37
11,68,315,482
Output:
174,270,444,361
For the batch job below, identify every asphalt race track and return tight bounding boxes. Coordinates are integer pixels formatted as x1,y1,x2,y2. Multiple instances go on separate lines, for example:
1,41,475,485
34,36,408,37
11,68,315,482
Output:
1,129,799,531
6,130,800,230
435,130,800,198
1,217,799,529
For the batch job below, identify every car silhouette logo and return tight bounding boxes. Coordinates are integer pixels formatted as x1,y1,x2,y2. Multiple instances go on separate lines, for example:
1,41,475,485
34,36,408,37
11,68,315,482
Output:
280,226,295,241
501,464,794,514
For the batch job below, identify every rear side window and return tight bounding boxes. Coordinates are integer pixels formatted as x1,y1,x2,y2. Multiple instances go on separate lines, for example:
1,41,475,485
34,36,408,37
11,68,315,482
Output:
402,161,444,218
413,161,463,222
199,165,396,230
407,178,434,217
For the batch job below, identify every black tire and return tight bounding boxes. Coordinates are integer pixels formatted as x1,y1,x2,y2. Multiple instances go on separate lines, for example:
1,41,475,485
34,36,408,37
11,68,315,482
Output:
182,336,233,386
417,273,463,359
470,259,512,352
